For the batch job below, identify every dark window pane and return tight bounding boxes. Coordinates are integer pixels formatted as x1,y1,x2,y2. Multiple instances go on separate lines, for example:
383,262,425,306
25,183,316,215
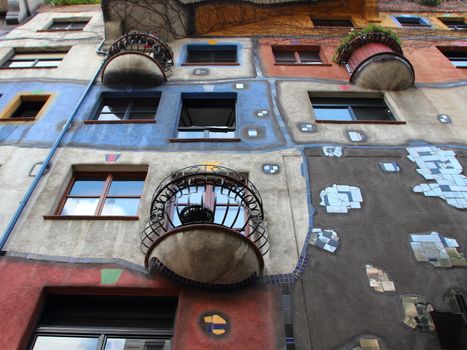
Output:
130,98,159,112
312,19,353,27
186,46,237,63
396,17,430,27
100,99,129,113
353,106,394,121
180,98,236,127
70,21,88,29
11,100,46,118
212,50,236,62
273,50,296,63
32,336,99,350
104,338,171,350
69,179,105,196
298,50,321,63
108,180,145,196
49,22,70,30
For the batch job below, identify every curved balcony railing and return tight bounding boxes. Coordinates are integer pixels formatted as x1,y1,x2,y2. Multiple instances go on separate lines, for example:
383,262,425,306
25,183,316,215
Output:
141,165,270,259
102,32,174,86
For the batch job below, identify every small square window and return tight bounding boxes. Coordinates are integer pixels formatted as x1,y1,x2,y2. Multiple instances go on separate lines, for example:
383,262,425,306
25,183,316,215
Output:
0,95,50,121
57,171,147,217
395,16,430,27
309,96,396,123
92,95,160,122
177,93,237,139
438,17,467,30
311,19,353,27
272,45,323,65
3,51,67,68
48,20,89,31
438,47,467,68
185,45,237,64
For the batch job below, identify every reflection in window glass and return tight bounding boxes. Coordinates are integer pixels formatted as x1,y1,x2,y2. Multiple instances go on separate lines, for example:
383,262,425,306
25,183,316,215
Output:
69,180,105,196
314,107,353,121
104,338,170,350
108,180,145,196
214,206,245,228
62,198,100,215
101,198,141,216
32,336,99,350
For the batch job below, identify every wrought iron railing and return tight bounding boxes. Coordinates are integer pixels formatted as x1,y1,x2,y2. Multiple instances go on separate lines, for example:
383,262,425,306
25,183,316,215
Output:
141,165,270,256
106,32,174,77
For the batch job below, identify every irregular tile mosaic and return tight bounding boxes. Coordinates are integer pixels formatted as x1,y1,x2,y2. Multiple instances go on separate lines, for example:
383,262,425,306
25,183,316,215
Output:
322,146,343,157
263,164,280,175
235,83,244,89
365,264,395,293
192,68,209,76
407,146,467,209
409,232,466,268
298,123,315,133
105,153,121,163
402,296,435,331
319,184,363,213
347,130,366,142
354,338,381,350
248,128,258,137
379,161,400,173
437,114,451,124
256,110,269,117
310,228,339,253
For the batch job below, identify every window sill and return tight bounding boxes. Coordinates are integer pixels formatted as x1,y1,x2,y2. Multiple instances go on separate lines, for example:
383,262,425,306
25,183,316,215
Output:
169,138,241,143
315,120,406,125
37,29,84,32
0,117,35,122
0,67,58,70
273,63,332,66
83,120,157,124
181,63,240,66
43,215,140,221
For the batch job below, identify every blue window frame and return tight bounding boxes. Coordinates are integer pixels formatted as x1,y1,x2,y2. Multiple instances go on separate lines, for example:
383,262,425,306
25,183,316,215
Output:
394,15,431,28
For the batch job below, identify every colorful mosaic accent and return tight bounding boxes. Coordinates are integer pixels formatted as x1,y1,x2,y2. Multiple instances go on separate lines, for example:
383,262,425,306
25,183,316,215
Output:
248,128,258,137
200,312,229,336
407,146,467,209
310,228,339,253
365,264,395,293
357,338,381,350
256,109,269,117
298,123,315,133
347,130,366,142
437,114,451,124
320,184,363,213
409,232,466,268
192,68,209,76
263,164,280,175
104,153,121,163
402,296,435,331
322,146,343,157
379,161,400,173
100,268,123,285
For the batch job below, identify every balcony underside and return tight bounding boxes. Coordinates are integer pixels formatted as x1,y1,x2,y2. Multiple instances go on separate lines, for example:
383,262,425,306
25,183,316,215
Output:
145,224,264,287
101,52,167,87
350,53,415,91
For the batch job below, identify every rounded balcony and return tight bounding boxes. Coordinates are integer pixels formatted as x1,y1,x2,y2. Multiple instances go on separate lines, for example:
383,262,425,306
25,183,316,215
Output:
337,32,415,91
141,165,269,288
101,32,174,87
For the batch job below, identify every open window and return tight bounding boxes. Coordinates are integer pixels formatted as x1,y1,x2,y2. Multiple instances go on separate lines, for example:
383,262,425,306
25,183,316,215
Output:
175,93,238,140
0,94,51,121
47,19,89,31
29,295,177,350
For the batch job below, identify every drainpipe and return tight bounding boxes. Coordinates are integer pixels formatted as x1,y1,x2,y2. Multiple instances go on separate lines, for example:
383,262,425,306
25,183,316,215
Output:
0,52,107,251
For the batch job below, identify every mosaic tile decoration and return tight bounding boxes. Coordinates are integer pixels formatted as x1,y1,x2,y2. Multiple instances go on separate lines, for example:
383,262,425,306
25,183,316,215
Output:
407,146,467,209
402,296,435,331
320,184,363,213
358,338,381,350
235,83,244,89
347,130,366,142
379,161,400,173
409,232,466,268
263,164,280,175
200,312,229,336
298,123,315,133
310,228,339,253
192,68,209,76
437,114,451,124
105,153,121,163
248,128,258,137
366,264,395,293
256,110,269,117
322,146,343,157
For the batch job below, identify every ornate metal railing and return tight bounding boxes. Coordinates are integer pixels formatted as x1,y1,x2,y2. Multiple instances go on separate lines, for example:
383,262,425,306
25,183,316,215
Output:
141,165,270,256
105,32,174,78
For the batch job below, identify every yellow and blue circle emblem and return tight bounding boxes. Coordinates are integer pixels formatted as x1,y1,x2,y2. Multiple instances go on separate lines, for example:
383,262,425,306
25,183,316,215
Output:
200,312,229,336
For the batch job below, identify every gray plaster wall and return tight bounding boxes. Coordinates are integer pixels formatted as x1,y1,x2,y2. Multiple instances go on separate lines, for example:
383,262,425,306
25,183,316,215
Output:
277,81,467,145
0,10,104,82
5,147,309,275
0,146,50,234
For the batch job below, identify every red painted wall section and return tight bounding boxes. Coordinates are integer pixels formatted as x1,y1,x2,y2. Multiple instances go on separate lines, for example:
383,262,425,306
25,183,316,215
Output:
0,257,280,350
259,37,467,83
347,42,396,72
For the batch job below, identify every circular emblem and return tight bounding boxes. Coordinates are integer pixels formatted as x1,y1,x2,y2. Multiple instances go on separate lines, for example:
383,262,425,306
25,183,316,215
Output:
200,312,229,337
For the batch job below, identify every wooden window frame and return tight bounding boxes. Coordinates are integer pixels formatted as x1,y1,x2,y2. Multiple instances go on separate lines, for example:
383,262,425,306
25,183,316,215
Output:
311,18,354,27
438,17,467,31
0,94,52,122
1,52,67,69
437,46,467,69
272,45,330,66
45,171,147,220
47,20,89,31
84,94,160,124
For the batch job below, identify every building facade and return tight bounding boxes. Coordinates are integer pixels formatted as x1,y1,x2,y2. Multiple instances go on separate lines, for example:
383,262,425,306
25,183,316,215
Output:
0,0,466,349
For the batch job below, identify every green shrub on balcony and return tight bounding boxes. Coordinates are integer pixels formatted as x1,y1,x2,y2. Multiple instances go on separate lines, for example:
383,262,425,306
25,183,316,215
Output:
334,24,402,64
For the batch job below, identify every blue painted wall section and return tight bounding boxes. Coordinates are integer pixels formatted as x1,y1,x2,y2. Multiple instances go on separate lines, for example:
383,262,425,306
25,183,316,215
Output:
0,82,88,147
